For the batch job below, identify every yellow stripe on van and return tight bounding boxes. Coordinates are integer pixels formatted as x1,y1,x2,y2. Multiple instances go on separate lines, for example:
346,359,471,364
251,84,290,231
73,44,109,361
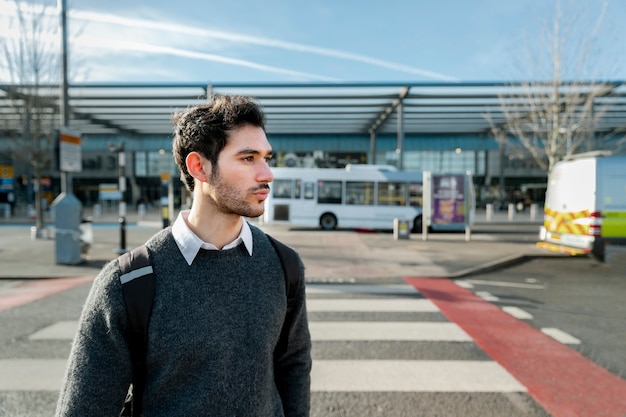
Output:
602,212,626,237
536,241,589,256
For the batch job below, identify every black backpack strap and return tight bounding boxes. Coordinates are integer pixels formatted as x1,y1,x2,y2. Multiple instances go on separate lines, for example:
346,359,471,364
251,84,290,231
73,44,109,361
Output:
118,245,155,417
267,234,301,360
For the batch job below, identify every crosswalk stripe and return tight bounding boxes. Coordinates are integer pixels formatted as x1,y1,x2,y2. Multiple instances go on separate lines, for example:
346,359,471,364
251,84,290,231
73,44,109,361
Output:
307,298,438,312
307,284,417,295
29,320,78,340
502,306,533,320
310,321,472,341
541,327,581,344
311,360,526,392
0,359,66,391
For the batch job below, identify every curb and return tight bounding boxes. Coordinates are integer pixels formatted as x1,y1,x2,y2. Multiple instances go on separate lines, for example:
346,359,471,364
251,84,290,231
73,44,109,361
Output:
448,253,568,279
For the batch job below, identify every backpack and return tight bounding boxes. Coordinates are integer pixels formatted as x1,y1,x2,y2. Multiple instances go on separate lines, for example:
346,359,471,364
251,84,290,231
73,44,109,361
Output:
117,234,301,417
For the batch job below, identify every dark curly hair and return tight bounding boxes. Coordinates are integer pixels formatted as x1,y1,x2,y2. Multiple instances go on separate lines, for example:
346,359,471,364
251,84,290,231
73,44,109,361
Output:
172,94,266,191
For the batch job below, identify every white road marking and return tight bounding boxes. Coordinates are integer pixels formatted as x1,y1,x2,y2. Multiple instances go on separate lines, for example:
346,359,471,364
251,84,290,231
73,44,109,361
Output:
307,298,438,312
502,306,534,320
541,328,581,345
454,280,474,289
311,360,526,392
29,321,78,340
466,279,545,289
307,284,417,295
310,321,472,341
0,359,66,391
475,291,500,302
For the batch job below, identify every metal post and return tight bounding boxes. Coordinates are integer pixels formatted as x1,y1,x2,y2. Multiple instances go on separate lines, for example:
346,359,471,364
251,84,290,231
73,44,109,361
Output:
117,145,127,254
369,130,376,164
109,142,127,254
422,171,431,241
58,0,69,194
51,0,82,263
161,173,170,228
396,102,404,171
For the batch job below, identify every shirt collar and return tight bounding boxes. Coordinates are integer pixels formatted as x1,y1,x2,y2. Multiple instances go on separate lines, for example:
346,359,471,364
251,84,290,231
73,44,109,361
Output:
172,210,253,266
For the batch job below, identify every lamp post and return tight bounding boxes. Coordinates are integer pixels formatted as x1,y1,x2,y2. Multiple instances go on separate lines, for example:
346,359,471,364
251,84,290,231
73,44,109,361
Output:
109,142,127,254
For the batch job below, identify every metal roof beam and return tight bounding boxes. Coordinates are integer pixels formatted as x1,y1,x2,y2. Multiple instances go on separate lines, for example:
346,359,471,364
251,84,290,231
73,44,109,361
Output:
368,86,410,134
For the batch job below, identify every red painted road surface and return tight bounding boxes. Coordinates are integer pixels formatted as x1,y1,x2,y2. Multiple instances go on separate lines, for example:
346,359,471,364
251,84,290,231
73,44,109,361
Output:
0,276,94,312
405,277,626,417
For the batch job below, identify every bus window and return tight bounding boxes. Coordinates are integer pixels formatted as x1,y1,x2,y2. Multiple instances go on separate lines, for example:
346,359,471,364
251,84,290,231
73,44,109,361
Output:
346,181,374,205
304,182,314,199
409,182,423,207
318,180,342,204
378,182,406,206
294,179,302,199
273,179,292,198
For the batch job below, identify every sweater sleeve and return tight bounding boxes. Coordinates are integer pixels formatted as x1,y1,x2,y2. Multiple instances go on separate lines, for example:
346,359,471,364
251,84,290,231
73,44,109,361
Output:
55,260,133,417
274,256,312,417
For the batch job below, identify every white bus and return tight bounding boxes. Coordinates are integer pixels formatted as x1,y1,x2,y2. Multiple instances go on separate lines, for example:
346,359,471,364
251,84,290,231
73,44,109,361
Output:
263,165,425,232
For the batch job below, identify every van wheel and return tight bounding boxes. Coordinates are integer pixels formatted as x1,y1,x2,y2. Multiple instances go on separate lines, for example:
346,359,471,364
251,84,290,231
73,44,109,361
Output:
320,213,337,230
412,215,423,233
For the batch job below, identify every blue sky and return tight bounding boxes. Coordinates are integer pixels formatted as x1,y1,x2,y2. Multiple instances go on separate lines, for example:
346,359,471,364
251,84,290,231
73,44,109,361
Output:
2,0,625,83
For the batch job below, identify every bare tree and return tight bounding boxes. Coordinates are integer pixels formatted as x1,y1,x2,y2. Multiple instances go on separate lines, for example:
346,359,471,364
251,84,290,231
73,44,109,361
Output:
0,0,60,235
484,0,625,173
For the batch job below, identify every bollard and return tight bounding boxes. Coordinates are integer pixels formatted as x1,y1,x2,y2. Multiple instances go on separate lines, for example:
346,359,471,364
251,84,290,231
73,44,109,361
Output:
393,218,410,240
117,216,127,254
3,203,9,220
508,203,515,221
161,205,170,228
94,203,102,219
530,203,538,221
485,203,493,221
138,203,146,220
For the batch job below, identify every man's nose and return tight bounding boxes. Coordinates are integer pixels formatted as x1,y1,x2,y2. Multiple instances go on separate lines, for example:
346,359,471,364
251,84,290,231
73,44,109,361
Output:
258,161,274,183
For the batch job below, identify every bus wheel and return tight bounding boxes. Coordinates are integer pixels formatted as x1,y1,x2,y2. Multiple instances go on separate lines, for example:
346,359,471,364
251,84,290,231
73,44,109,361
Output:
412,215,423,233
320,213,337,230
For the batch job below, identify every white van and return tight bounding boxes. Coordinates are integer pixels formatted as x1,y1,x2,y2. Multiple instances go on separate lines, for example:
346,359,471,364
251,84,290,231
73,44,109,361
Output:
538,152,626,260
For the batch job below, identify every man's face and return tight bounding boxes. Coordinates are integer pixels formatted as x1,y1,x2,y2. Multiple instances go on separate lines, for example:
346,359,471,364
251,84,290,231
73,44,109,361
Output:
206,124,274,218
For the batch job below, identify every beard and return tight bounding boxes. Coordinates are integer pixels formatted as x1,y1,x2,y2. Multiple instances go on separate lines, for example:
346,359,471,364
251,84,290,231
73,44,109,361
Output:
209,167,269,218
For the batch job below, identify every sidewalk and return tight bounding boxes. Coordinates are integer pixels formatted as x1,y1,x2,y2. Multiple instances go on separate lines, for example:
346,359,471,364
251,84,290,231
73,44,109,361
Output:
0,208,554,282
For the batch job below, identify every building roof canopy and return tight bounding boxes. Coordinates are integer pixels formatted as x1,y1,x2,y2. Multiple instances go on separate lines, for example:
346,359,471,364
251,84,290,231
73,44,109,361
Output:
1,81,625,138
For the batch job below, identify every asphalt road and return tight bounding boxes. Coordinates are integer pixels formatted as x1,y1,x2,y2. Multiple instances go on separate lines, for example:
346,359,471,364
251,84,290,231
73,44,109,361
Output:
1,221,625,416
458,256,626,381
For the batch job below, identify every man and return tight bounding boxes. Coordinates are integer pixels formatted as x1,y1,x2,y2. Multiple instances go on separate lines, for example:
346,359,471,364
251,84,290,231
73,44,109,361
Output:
55,94,312,417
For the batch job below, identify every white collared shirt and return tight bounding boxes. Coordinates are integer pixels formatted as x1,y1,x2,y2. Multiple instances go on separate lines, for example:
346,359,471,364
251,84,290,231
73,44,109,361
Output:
172,210,253,266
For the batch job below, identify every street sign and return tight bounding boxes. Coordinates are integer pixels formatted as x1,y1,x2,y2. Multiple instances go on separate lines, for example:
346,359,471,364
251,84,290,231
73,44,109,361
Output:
59,128,82,172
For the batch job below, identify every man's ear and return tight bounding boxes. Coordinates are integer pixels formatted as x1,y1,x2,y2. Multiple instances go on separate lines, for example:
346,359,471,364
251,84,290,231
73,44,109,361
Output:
186,152,209,183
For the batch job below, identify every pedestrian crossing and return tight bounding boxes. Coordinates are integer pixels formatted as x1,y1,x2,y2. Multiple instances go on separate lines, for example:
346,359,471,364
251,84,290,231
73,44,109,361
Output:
0,282,527,394
306,283,526,394
0,280,551,416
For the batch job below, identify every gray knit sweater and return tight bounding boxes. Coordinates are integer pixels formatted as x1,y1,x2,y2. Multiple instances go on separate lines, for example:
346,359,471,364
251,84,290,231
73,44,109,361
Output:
55,224,311,417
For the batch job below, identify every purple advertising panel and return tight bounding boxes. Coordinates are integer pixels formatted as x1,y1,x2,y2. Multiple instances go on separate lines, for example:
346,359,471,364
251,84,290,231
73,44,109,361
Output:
432,174,466,224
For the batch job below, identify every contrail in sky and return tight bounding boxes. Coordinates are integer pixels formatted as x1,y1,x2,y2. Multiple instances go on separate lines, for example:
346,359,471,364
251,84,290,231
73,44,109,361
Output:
76,36,340,82
0,1,458,81
72,10,459,82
